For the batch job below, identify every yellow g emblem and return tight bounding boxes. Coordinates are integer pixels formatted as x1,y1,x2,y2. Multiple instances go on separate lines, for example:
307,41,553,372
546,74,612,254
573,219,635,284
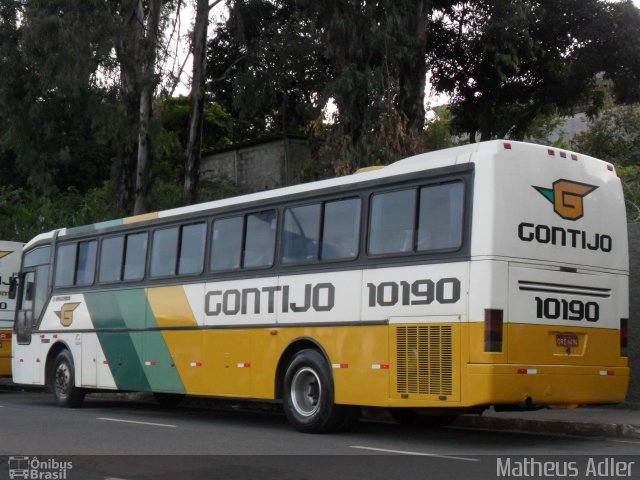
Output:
534,180,598,221
54,302,81,327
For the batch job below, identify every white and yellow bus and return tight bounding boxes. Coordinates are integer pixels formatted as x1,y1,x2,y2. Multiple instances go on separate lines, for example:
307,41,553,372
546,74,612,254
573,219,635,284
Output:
1,241,23,377
11,141,629,432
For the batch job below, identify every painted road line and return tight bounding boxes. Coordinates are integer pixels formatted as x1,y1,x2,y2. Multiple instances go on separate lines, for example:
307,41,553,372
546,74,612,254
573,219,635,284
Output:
350,446,479,462
97,417,177,428
609,439,640,444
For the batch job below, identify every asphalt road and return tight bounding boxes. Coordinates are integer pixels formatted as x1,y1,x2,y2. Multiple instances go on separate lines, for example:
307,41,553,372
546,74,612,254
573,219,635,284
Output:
1,388,639,480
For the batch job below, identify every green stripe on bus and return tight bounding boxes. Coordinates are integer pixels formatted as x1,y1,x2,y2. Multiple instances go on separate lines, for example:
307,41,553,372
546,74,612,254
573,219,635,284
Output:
86,290,185,394
66,219,123,236
85,291,150,391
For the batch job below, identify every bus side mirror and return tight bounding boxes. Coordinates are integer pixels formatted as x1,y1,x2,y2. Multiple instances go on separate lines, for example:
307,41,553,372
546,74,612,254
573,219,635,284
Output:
8,276,17,300
25,281,34,301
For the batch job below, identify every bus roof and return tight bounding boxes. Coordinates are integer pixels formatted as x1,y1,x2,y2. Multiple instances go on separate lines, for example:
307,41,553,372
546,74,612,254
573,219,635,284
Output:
24,140,613,249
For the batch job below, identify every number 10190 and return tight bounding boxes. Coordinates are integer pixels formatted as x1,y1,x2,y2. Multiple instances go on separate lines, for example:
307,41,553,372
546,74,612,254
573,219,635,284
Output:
534,297,599,322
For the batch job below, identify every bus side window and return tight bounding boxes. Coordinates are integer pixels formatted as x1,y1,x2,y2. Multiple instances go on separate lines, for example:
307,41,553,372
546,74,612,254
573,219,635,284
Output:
99,236,124,283
75,240,97,286
244,211,276,268
151,228,178,277
123,232,148,280
321,198,361,260
282,204,321,264
178,222,206,275
210,216,242,271
54,243,76,287
417,182,464,252
368,189,416,255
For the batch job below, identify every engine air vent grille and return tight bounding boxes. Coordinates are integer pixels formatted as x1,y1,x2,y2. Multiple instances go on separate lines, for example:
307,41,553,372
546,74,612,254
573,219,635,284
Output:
396,325,453,396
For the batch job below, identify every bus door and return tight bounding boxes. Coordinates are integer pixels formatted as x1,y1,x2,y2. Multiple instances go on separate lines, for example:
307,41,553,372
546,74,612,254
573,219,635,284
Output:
15,271,36,345
13,270,41,383
12,245,50,384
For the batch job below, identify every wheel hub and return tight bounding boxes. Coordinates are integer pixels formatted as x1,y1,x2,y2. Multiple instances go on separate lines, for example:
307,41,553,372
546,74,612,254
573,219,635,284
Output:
290,367,321,417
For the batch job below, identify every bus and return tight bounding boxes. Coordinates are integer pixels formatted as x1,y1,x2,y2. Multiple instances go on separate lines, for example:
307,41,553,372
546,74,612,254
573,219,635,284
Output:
1,241,23,377
11,141,629,432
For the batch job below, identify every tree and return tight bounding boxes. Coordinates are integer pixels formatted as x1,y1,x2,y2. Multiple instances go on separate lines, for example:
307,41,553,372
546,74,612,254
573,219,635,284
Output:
183,0,223,206
573,104,640,167
0,0,117,194
107,0,177,215
207,0,444,171
207,0,329,141
572,103,640,222
133,0,164,215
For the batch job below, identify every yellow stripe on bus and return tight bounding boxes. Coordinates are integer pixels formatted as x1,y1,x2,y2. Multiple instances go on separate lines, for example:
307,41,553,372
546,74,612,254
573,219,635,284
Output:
122,212,159,225
146,286,204,393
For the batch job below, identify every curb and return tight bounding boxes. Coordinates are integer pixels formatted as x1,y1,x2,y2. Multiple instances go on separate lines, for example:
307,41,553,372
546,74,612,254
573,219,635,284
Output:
454,415,640,439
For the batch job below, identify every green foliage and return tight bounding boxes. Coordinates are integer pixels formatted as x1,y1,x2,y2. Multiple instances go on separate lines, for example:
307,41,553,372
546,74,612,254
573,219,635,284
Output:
0,183,118,242
208,0,329,141
430,0,640,141
572,104,640,166
150,95,234,209
3,0,640,241
572,103,640,221
616,165,640,223
423,108,457,151
0,0,118,193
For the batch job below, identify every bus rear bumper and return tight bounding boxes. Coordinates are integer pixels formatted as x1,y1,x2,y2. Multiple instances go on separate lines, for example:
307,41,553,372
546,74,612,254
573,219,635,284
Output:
465,364,630,407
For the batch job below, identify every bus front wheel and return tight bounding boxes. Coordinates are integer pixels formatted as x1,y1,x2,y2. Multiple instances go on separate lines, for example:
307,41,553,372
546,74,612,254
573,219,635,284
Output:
282,349,358,433
51,350,85,408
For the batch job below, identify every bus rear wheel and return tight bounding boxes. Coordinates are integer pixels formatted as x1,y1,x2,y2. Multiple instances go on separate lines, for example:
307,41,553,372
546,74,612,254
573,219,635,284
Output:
282,349,358,433
51,350,85,408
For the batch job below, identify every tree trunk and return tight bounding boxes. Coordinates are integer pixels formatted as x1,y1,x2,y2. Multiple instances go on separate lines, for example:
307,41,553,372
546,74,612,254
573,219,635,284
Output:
182,0,212,206
114,0,145,215
133,0,162,215
396,0,428,134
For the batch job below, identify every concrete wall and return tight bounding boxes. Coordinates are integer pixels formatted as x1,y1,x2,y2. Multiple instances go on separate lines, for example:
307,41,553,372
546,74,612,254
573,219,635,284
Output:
200,137,311,194
627,223,640,404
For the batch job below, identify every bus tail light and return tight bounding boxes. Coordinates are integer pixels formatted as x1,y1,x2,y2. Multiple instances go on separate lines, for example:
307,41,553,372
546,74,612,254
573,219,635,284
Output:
484,309,503,352
621,318,628,357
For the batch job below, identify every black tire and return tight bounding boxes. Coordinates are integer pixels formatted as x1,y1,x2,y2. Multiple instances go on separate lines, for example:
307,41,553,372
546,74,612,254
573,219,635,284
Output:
282,349,357,433
390,409,458,428
51,350,85,408
153,392,185,408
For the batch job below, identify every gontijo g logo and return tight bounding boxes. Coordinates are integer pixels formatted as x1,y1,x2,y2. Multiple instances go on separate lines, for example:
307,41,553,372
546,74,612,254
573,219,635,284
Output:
54,303,81,327
533,179,597,221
